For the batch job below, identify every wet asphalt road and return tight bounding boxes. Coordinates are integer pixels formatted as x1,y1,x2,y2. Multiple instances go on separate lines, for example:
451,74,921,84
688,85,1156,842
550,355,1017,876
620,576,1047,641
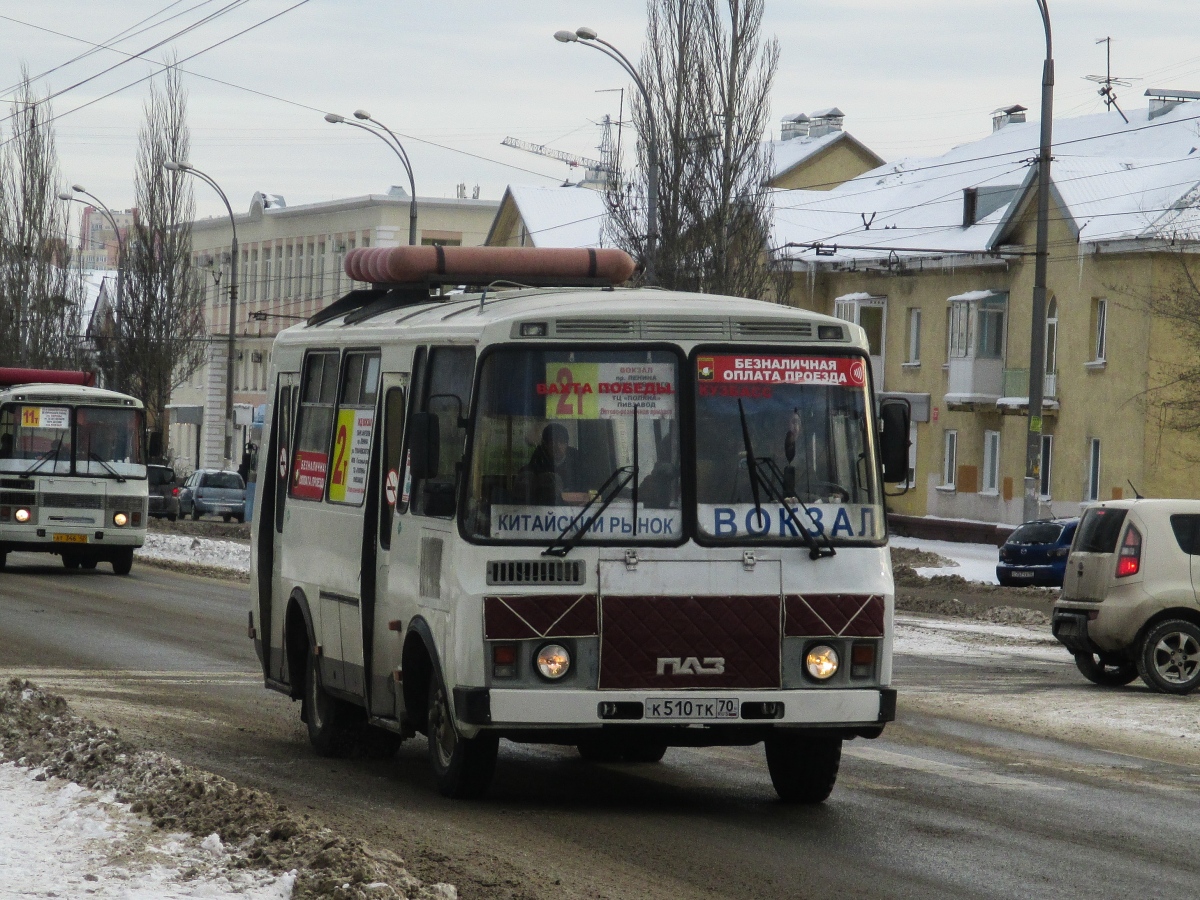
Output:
2,553,1198,900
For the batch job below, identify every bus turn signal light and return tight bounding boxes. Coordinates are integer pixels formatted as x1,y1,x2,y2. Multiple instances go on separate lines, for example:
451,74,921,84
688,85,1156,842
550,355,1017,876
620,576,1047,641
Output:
1116,525,1141,577
492,644,517,679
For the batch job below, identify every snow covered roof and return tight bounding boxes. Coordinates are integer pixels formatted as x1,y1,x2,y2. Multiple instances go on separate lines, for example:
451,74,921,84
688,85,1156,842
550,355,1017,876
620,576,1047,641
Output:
768,130,848,178
774,99,1200,265
493,185,608,248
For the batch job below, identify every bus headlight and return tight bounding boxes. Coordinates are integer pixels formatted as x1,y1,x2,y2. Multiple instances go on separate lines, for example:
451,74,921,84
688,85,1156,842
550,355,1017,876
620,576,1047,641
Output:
805,645,839,680
535,644,571,680
113,512,128,527
14,507,31,524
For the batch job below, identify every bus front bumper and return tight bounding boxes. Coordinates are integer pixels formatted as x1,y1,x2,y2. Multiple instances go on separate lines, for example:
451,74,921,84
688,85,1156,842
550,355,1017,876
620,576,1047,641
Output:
455,687,896,734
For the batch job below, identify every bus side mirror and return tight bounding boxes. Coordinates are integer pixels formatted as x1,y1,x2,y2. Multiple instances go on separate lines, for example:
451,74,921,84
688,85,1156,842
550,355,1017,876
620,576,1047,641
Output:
879,400,910,484
408,412,440,479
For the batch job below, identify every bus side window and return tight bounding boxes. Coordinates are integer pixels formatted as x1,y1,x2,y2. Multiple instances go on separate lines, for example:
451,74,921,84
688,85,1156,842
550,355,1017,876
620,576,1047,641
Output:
289,351,339,501
413,346,476,519
379,387,406,549
274,384,293,534
326,350,380,507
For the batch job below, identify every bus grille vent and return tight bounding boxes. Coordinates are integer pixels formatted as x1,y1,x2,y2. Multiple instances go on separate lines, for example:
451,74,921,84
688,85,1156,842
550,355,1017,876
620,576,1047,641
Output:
732,320,814,339
641,318,728,338
41,493,103,509
420,538,443,599
0,491,35,506
553,318,637,337
487,560,585,586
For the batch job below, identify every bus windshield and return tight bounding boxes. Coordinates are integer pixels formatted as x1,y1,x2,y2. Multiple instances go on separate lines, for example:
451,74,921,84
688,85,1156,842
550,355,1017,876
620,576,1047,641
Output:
0,404,145,478
693,351,883,544
465,347,682,544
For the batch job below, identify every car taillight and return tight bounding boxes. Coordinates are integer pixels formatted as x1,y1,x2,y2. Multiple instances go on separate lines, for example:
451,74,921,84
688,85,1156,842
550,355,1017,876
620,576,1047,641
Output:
1116,525,1142,577
172,487,179,496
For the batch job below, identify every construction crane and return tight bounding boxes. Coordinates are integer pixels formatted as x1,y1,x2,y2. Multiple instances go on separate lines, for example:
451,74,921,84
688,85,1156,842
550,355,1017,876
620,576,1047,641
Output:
501,136,613,174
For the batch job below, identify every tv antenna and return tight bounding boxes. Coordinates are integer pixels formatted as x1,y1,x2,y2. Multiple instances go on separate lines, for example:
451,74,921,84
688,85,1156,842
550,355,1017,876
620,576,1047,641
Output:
1085,37,1138,124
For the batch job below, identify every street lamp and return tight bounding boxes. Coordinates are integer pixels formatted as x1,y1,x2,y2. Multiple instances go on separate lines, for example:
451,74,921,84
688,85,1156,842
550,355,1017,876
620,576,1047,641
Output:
164,160,239,469
555,25,658,284
58,184,126,319
324,110,418,245
1023,0,1055,523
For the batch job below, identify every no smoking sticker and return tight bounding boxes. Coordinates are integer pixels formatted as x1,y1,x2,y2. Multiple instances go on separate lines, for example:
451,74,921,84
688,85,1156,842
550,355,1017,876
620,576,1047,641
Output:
385,469,399,506
278,447,288,479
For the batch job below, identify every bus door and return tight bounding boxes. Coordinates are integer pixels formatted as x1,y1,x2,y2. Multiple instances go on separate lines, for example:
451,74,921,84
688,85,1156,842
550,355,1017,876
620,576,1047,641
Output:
369,374,407,717
263,372,298,683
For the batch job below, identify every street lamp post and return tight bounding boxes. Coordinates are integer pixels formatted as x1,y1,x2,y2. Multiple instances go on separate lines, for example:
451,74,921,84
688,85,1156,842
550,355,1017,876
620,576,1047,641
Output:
1023,0,1055,524
164,160,239,469
555,26,658,285
59,185,126,324
324,111,418,245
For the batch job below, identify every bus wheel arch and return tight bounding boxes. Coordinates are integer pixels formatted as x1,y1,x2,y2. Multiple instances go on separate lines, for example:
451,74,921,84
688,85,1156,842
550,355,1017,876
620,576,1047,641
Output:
402,620,438,737
284,592,314,701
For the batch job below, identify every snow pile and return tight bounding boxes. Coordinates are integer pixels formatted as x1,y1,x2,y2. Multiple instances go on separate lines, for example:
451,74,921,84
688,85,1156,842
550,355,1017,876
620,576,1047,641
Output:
895,614,1062,662
136,533,250,576
0,679,455,900
890,535,1002,584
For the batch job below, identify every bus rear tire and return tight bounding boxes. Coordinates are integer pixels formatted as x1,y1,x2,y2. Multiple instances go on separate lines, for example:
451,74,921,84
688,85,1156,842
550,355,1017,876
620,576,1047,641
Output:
111,548,134,576
81,558,97,570
427,677,498,799
62,554,81,570
764,735,842,804
304,649,354,757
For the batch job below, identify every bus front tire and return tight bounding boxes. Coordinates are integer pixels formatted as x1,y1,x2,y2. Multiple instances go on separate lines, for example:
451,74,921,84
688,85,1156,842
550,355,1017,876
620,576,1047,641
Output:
427,677,497,799
303,650,355,757
111,548,134,576
764,735,842,804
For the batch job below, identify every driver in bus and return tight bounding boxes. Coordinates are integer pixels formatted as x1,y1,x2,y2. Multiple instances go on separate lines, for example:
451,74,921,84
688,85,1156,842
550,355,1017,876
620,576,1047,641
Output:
519,423,588,504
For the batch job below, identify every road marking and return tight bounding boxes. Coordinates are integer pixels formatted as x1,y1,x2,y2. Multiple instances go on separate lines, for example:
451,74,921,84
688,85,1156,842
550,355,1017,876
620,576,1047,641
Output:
845,746,1064,790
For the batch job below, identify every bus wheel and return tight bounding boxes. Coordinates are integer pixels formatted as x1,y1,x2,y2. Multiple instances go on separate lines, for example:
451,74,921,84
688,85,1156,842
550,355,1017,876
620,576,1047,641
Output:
62,554,81,569
764,735,842,804
81,558,98,570
111,548,134,576
304,650,354,757
427,676,498,799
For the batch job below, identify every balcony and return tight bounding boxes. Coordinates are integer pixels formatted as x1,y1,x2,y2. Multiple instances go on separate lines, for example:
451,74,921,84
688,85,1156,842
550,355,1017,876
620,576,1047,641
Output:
997,368,1059,415
944,356,1004,408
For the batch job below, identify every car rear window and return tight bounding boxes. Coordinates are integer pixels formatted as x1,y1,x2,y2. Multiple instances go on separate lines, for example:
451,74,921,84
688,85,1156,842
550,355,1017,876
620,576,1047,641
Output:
202,472,244,490
148,466,174,487
1170,514,1200,555
1009,523,1062,544
1075,508,1128,553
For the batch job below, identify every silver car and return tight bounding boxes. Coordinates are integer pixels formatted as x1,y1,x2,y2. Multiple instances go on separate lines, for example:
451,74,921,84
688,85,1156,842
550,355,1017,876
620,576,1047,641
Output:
179,469,246,522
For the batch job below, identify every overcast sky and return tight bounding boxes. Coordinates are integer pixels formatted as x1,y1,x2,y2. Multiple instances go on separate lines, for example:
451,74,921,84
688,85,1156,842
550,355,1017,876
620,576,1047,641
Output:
2,0,1198,233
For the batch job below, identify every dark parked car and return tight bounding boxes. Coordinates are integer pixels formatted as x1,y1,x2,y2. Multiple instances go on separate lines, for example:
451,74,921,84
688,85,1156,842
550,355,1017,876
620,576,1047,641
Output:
147,464,180,521
179,469,246,522
996,517,1079,586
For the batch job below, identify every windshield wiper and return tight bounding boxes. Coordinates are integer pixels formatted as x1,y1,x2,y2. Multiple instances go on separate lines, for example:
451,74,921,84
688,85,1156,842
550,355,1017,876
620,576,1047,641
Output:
21,437,64,477
757,457,836,559
87,452,126,483
737,399,833,560
542,464,636,558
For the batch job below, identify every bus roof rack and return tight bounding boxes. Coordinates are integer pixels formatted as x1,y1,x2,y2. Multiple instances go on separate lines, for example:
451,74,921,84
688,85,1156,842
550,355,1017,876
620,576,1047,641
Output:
343,245,637,289
306,286,438,328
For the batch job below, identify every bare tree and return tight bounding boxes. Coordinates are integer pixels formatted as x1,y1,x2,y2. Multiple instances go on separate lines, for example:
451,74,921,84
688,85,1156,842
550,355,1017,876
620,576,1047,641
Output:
97,61,207,437
604,0,778,298
0,70,84,368
1137,246,1200,438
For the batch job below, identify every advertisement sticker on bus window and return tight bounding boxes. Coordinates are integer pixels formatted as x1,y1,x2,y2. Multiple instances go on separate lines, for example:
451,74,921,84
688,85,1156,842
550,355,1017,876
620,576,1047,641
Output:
21,406,70,430
291,450,327,500
696,356,866,387
328,408,374,504
400,449,412,504
538,362,675,420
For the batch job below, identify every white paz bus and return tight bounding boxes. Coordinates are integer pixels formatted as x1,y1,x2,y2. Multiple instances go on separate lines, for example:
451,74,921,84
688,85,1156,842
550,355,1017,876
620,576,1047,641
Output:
0,367,148,574
250,245,910,801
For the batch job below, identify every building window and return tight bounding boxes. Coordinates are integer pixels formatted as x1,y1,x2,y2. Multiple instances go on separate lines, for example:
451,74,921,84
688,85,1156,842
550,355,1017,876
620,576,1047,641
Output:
905,308,921,364
834,294,886,386
305,242,315,299
1086,438,1101,502
942,429,957,489
983,430,1000,494
1093,298,1107,362
1039,434,1053,499
285,245,294,297
977,304,1005,358
948,301,971,359
317,241,326,300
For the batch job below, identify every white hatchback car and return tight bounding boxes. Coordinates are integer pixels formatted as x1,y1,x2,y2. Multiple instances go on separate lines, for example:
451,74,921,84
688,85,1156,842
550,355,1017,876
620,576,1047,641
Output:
1053,499,1200,694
